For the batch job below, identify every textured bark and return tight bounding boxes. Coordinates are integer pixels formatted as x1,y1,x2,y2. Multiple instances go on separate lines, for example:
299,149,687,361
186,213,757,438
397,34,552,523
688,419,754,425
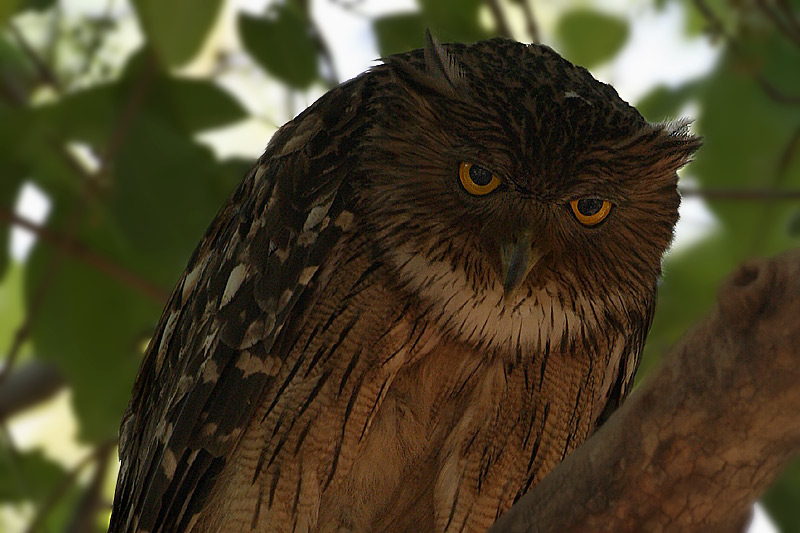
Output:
491,249,800,533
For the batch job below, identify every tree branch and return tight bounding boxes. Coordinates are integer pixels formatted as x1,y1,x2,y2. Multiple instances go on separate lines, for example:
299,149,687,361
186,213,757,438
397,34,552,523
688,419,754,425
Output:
66,441,114,533
0,361,65,422
492,249,800,531
25,438,118,533
484,0,513,39
0,209,169,304
512,0,540,44
679,187,800,200
692,0,800,107
8,22,63,92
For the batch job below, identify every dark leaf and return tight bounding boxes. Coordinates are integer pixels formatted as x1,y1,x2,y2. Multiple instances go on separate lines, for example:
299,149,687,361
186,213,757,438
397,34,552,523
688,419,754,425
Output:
23,0,56,10
131,0,224,67
636,80,704,123
25,201,160,442
109,112,232,287
418,0,489,42
239,5,319,89
373,13,426,57
788,209,800,236
556,9,629,68
762,457,800,533
0,447,68,502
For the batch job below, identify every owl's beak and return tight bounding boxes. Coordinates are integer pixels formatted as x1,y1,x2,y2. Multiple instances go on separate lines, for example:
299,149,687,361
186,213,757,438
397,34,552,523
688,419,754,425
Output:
500,232,540,296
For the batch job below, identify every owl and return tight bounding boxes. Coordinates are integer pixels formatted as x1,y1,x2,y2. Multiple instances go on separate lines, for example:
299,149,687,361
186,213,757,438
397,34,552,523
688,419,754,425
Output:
110,33,700,532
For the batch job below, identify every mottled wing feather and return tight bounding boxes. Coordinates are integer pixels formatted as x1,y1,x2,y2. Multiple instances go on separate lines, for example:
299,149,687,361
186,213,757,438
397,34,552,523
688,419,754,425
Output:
596,293,656,427
110,77,371,533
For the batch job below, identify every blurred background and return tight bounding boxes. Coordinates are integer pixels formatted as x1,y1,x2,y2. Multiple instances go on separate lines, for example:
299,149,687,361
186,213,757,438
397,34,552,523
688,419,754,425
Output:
0,0,798,531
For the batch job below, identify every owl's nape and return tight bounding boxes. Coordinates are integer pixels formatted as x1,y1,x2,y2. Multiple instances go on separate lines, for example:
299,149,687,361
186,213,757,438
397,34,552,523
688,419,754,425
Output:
111,33,700,533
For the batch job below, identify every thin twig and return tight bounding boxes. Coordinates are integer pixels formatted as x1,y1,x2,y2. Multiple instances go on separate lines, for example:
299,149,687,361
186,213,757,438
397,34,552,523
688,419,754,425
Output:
99,51,157,175
693,0,800,106
25,438,118,533
516,0,540,44
756,76,800,105
7,22,62,92
755,0,800,48
0,361,65,421
76,0,118,81
776,126,800,179
0,210,169,304
777,0,800,34
484,0,513,39
66,441,115,533
679,187,800,200
0,210,78,388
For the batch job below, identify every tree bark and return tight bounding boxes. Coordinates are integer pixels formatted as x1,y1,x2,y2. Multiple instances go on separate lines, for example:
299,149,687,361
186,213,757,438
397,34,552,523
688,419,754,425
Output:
491,249,800,532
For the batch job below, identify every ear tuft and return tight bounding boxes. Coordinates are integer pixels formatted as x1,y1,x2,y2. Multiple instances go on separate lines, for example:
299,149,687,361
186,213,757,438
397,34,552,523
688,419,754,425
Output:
423,29,465,97
653,118,703,169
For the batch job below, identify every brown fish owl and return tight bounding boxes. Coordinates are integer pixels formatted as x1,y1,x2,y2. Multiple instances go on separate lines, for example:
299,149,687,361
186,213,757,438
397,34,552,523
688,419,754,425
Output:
111,34,699,532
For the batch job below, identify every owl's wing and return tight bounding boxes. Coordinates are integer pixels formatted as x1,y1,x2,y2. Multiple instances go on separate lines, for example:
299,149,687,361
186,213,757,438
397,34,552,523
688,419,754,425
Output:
595,294,656,427
109,77,372,533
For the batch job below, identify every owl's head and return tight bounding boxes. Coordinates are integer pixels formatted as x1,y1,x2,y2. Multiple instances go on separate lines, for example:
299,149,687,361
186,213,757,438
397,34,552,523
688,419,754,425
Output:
356,34,701,350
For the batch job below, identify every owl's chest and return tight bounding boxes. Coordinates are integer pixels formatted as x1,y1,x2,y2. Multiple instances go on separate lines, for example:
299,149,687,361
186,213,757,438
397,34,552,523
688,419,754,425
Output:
333,333,614,531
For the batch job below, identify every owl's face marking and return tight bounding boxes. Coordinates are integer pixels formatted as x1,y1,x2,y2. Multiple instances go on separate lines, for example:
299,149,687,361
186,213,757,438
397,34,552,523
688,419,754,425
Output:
359,38,700,349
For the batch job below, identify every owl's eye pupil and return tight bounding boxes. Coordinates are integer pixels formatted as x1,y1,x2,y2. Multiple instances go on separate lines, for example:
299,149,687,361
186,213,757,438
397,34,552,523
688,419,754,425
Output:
469,165,494,186
576,198,603,216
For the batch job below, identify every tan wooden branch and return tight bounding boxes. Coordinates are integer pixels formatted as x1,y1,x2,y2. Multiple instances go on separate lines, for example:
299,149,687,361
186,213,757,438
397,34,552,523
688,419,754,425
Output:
491,249,800,532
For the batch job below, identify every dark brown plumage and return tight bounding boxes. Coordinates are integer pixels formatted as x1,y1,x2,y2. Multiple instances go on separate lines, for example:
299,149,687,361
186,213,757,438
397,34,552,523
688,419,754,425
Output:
110,34,700,532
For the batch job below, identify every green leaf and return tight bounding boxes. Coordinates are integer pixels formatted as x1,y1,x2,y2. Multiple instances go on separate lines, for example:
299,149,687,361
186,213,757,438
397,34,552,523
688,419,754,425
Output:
0,447,67,502
0,35,36,96
763,457,800,533
41,68,246,146
373,13,426,57
23,0,56,10
132,0,224,67
418,0,489,43
690,49,800,255
153,77,248,133
556,9,629,68
109,112,232,288
636,81,704,123
26,239,159,441
0,263,25,353
0,163,24,280
788,209,800,237
239,5,318,89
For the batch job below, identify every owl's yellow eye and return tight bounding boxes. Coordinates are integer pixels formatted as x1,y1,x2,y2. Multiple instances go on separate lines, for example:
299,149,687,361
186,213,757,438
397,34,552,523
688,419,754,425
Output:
459,162,501,196
570,198,612,226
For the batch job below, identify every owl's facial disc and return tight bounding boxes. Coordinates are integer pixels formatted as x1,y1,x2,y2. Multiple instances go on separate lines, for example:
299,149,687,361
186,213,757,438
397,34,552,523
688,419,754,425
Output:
499,231,541,295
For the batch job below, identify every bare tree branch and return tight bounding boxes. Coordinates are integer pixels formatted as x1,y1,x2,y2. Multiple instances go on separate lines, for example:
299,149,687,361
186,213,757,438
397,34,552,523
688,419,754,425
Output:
484,0,513,39
7,22,63,92
99,51,157,176
66,441,114,533
0,361,65,421
0,209,169,304
692,0,800,106
26,438,118,533
755,0,800,49
679,187,800,200
513,0,540,44
492,249,800,532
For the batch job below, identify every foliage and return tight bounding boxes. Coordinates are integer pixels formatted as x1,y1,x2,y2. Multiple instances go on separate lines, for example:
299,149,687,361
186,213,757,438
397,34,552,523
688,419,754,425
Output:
0,0,798,531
